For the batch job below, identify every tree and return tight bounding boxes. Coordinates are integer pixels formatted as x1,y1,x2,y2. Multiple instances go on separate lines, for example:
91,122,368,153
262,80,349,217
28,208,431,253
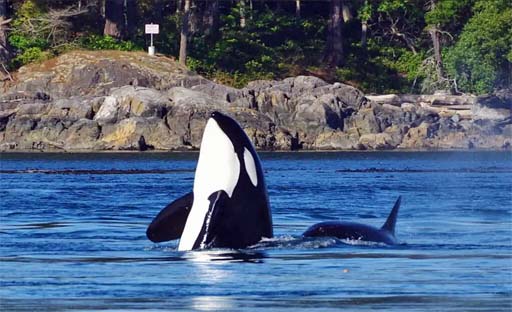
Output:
324,0,344,67
373,0,425,55
341,0,352,22
179,0,190,65
0,0,11,64
426,0,444,81
240,0,246,28
357,0,372,49
204,0,219,34
424,0,474,92
444,0,512,93
124,0,136,39
104,0,124,38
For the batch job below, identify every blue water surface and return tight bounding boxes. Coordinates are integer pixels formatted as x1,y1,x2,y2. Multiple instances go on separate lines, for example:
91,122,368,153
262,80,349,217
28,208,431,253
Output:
0,151,511,311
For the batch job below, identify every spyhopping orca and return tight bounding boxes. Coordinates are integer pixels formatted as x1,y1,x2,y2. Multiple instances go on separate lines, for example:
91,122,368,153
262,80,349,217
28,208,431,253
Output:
303,196,402,245
146,111,273,251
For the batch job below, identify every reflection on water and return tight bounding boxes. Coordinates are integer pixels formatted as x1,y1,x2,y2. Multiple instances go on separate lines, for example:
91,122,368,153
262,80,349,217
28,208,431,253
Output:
185,250,267,264
1,295,510,311
190,296,235,311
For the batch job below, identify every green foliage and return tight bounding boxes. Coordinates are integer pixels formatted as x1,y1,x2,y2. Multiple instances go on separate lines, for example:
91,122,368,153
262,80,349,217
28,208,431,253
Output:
5,0,509,94
425,0,472,26
444,0,512,93
357,0,372,22
336,40,424,94
9,0,48,50
11,47,51,67
79,35,140,51
9,33,49,51
187,7,324,87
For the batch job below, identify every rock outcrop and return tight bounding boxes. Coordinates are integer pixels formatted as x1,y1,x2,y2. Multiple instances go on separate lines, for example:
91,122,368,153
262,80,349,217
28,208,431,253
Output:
1,51,510,151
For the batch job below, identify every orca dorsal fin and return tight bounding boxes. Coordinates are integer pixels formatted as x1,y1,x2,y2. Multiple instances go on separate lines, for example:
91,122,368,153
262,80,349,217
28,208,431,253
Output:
381,196,401,236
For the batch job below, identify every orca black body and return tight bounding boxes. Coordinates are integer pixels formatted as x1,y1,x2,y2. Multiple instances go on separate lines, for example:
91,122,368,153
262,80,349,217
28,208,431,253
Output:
146,111,273,251
303,196,402,245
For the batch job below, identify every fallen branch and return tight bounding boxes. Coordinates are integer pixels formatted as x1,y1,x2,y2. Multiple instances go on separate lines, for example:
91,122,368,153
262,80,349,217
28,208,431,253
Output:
1,63,13,82
0,18,12,26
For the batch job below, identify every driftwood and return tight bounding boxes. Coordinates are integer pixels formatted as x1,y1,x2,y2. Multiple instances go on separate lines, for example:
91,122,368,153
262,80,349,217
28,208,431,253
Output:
0,18,12,26
1,63,13,81
366,94,476,107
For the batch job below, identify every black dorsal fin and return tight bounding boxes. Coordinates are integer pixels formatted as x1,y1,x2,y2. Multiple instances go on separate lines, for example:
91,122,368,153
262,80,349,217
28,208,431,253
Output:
381,196,401,236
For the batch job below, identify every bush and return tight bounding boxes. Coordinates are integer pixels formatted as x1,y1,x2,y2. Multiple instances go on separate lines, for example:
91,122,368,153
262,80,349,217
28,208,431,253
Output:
79,35,141,51
444,0,512,94
11,47,52,67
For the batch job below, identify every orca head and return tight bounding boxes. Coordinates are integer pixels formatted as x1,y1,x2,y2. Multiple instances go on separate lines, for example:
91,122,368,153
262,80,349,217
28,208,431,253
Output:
177,111,268,251
210,111,262,187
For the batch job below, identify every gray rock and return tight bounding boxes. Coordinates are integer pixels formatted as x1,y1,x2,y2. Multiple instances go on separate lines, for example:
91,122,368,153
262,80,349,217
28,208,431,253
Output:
345,108,381,134
167,87,228,109
16,103,50,117
314,131,359,150
64,119,101,150
359,133,395,150
197,83,257,108
1,51,510,152
472,104,511,121
48,98,94,120
476,89,512,110
110,86,170,118
94,96,119,125
100,117,180,150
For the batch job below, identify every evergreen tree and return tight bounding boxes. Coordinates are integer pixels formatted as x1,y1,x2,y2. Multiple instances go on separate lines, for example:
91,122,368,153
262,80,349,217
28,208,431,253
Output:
0,0,11,64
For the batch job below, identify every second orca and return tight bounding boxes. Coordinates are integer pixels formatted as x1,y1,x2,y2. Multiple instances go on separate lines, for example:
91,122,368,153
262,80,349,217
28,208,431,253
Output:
303,196,402,245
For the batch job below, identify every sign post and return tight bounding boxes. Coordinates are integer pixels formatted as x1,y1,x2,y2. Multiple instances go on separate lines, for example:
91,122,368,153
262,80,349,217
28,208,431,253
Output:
145,24,159,56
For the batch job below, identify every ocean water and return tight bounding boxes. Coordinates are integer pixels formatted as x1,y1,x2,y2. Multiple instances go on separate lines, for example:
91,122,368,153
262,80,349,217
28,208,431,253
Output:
0,151,511,311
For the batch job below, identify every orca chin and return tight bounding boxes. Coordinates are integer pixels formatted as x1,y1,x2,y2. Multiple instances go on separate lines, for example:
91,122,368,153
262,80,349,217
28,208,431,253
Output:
303,196,402,245
146,111,273,251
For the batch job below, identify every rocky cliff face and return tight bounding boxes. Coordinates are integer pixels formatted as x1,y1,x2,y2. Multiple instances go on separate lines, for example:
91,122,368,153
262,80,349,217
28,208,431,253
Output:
0,51,510,151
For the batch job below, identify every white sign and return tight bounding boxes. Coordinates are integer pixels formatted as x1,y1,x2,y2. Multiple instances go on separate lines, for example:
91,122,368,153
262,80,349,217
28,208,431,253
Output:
145,24,159,34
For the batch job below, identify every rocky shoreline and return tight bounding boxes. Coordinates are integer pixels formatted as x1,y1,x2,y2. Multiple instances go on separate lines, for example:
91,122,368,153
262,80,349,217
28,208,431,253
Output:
1,51,510,152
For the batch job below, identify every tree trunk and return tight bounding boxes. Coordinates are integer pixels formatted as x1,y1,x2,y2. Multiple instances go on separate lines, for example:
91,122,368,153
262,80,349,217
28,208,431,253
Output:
176,0,182,14
295,0,301,17
0,0,10,65
0,0,6,18
361,20,368,49
341,1,352,22
104,0,124,39
275,1,281,11
100,0,106,18
427,1,444,80
249,0,253,20
240,0,246,28
205,0,219,36
179,0,191,66
429,27,443,79
125,0,136,39
324,0,343,67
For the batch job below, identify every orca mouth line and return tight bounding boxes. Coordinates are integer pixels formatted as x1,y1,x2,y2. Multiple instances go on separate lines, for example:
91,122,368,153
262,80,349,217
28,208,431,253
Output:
335,167,512,174
0,169,195,175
